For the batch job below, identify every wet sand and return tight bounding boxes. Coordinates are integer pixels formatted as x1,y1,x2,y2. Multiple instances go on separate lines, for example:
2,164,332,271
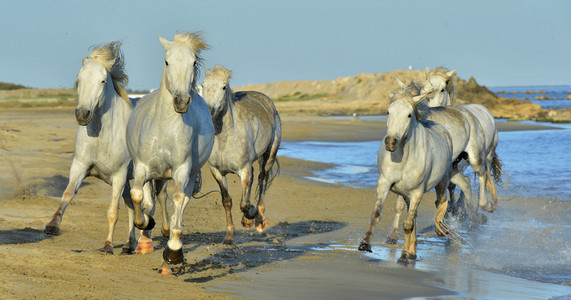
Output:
0,108,568,299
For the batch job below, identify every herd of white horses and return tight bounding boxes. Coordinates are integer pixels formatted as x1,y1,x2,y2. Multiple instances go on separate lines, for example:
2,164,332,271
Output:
42,32,503,273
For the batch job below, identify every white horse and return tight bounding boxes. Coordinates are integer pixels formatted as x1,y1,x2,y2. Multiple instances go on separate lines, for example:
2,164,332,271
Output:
421,67,501,211
358,80,455,262
385,76,490,244
126,32,214,274
44,42,140,254
200,65,281,245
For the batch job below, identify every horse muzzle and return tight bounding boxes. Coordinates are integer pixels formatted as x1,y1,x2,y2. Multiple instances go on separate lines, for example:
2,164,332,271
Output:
75,108,91,126
173,96,191,113
384,136,398,152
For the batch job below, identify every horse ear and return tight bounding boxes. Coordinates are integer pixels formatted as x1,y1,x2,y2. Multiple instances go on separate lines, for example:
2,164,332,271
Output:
395,77,405,88
82,56,89,66
196,84,203,97
158,35,172,50
446,69,456,78
425,66,430,79
387,91,394,99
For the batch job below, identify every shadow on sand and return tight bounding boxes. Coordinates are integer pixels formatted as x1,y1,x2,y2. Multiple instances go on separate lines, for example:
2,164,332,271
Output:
150,220,346,283
0,227,52,245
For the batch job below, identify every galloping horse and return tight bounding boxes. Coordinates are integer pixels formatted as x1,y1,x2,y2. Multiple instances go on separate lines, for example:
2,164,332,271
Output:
385,77,489,244
44,42,139,254
358,80,456,262
200,65,281,244
421,67,501,212
126,32,214,274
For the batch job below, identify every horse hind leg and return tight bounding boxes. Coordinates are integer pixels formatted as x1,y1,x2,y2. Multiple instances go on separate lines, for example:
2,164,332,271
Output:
386,196,405,244
44,162,87,235
210,166,235,245
239,165,257,228
254,145,280,233
433,182,449,237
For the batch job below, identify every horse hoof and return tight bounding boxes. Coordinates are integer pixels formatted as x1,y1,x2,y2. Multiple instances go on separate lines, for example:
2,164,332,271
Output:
43,225,60,236
241,205,258,220
385,237,398,245
163,246,184,265
100,243,114,255
121,246,135,255
241,216,255,230
358,241,372,253
398,252,416,263
255,219,268,233
135,240,154,255
222,238,234,245
435,227,447,236
135,216,155,231
158,261,172,275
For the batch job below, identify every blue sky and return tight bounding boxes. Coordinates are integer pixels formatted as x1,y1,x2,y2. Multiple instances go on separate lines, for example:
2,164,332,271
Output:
1,1,569,90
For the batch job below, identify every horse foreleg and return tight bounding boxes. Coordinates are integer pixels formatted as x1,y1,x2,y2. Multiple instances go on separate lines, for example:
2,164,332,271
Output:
400,190,422,262
161,172,195,273
238,165,256,227
102,175,126,255
155,180,170,238
44,162,87,235
210,166,235,244
434,182,450,236
135,183,156,255
130,170,154,231
386,196,405,244
359,178,390,253
121,182,137,254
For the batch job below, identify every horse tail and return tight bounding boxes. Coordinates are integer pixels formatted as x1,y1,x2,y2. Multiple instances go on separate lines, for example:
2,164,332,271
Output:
491,152,505,186
265,157,280,191
191,170,202,196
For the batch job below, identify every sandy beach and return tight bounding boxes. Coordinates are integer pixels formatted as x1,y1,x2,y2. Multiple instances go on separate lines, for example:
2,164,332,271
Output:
0,108,569,299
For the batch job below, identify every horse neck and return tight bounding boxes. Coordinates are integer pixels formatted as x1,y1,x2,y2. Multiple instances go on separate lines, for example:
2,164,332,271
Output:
213,90,236,136
156,69,179,115
400,118,427,161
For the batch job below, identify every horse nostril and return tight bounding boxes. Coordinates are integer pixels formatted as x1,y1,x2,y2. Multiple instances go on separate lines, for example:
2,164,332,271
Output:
75,108,91,124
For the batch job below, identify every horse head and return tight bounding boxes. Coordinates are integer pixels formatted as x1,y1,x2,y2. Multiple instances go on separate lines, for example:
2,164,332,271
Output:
75,42,127,126
159,33,208,113
201,65,233,118
421,67,455,108
385,80,424,152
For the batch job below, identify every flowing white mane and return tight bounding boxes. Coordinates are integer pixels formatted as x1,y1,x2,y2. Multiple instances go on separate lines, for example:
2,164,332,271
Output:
88,41,130,105
172,32,209,92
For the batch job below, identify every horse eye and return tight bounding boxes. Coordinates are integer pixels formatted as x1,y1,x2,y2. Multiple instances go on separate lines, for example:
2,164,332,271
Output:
386,110,389,115
194,61,197,66
222,86,226,90
165,60,169,66
408,114,412,118
101,80,106,84
441,89,445,92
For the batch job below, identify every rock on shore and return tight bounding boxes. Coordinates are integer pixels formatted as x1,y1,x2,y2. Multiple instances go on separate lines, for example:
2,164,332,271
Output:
237,70,570,121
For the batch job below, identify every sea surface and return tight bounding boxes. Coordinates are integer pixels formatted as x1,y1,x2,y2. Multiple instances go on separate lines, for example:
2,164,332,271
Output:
279,119,571,299
489,85,571,109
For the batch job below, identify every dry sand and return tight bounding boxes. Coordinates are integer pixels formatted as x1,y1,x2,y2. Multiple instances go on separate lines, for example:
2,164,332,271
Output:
0,108,566,299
